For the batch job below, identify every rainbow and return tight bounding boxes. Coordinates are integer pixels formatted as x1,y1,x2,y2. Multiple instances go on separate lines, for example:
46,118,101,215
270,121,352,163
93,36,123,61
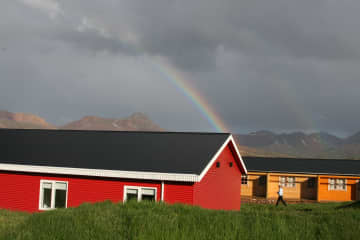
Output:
150,57,229,133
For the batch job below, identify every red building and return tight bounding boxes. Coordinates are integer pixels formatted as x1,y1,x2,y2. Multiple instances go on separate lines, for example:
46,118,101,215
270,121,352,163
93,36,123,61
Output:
0,129,247,212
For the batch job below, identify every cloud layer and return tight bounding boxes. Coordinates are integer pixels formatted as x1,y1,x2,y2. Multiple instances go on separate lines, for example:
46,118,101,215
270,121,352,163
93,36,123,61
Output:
1,0,360,136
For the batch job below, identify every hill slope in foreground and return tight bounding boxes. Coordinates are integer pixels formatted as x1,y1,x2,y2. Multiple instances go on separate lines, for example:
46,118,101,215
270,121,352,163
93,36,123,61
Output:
0,201,359,239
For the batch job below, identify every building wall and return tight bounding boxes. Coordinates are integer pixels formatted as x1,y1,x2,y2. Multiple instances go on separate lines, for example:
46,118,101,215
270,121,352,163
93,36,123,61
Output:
241,172,267,198
241,171,360,202
0,171,162,212
267,174,317,200
242,173,317,200
194,143,242,210
317,175,359,202
163,182,194,205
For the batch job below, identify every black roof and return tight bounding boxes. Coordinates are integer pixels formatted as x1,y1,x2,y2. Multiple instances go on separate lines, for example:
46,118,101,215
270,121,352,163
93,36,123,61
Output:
243,156,360,176
0,129,230,175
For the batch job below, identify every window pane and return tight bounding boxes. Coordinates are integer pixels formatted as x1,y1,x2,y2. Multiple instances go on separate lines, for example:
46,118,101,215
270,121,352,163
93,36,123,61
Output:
141,194,155,201
142,189,155,195
43,182,52,189
141,188,155,201
55,189,67,208
42,188,52,208
55,182,67,190
241,175,248,185
126,189,138,201
126,188,138,194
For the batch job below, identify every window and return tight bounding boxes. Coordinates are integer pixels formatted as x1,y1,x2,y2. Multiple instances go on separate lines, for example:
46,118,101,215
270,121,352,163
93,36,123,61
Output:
123,186,157,202
39,180,68,210
241,175,248,185
279,176,295,188
329,178,346,191
279,176,286,187
307,178,316,188
287,177,295,187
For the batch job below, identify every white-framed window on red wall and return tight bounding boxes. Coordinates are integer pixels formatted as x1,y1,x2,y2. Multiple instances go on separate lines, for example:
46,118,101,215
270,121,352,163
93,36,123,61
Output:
328,178,346,191
39,180,68,210
123,186,157,202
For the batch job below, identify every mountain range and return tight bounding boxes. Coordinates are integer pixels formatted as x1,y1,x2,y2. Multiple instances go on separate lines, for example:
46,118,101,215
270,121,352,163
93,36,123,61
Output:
235,131,360,159
0,110,359,159
0,111,163,132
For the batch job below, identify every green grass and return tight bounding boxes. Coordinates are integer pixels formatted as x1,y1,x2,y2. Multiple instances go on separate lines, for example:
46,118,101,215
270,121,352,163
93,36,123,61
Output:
0,201,359,240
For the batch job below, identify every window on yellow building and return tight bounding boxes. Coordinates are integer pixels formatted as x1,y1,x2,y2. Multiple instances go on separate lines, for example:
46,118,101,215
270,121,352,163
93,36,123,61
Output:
329,178,346,191
241,175,248,185
279,176,295,188
287,177,295,187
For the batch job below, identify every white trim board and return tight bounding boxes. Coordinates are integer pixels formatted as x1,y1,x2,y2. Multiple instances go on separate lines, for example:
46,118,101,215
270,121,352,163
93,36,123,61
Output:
198,135,247,181
0,163,198,182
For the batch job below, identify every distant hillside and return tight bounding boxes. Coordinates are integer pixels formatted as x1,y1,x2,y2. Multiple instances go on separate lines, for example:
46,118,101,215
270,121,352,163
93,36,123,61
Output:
0,111,164,132
61,112,164,131
0,110,56,129
236,131,360,159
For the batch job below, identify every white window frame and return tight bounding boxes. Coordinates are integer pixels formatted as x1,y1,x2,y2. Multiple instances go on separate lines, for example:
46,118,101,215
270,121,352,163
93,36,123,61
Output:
279,176,296,188
241,175,248,185
279,176,286,187
328,178,347,191
123,186,157,202
286,176,296,188
39,180,68,210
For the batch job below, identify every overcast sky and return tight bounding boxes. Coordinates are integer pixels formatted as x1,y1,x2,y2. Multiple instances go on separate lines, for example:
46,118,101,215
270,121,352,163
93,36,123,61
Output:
1,0,360,136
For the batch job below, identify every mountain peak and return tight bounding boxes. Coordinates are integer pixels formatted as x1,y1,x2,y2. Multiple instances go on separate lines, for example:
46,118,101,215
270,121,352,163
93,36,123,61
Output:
346,131,360,144
0,110,55,129
62,112,163,131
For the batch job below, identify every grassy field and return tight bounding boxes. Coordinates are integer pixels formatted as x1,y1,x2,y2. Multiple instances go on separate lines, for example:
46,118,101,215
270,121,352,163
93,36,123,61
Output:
0,201,359,240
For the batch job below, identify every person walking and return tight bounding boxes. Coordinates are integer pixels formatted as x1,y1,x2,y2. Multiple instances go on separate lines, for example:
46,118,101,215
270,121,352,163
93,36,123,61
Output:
276,185,287,206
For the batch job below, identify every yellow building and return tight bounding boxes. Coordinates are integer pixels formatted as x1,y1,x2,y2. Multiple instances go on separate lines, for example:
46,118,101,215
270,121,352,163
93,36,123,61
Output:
241,157,360,202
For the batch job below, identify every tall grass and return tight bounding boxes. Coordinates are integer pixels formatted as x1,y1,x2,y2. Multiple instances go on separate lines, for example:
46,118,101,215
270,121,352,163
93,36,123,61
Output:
0,201,359,239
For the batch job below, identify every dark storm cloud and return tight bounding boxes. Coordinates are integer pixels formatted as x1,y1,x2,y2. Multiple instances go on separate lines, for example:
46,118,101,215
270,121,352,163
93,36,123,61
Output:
1,0,360,135
57,30,138,56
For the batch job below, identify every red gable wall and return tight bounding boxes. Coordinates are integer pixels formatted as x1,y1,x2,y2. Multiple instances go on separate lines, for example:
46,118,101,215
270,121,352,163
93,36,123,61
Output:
193,143,242,210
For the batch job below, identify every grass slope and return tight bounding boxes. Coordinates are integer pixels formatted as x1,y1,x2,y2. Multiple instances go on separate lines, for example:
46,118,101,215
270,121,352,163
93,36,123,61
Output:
0,201,359,240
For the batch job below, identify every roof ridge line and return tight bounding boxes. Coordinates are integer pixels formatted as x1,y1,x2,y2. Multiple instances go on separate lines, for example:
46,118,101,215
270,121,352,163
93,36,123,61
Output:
0,128,230,135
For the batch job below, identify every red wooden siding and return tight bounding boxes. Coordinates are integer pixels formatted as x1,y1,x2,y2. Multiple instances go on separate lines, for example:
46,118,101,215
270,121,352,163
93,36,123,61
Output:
163,182,194,204
0,171,161,212
194,143,242,210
